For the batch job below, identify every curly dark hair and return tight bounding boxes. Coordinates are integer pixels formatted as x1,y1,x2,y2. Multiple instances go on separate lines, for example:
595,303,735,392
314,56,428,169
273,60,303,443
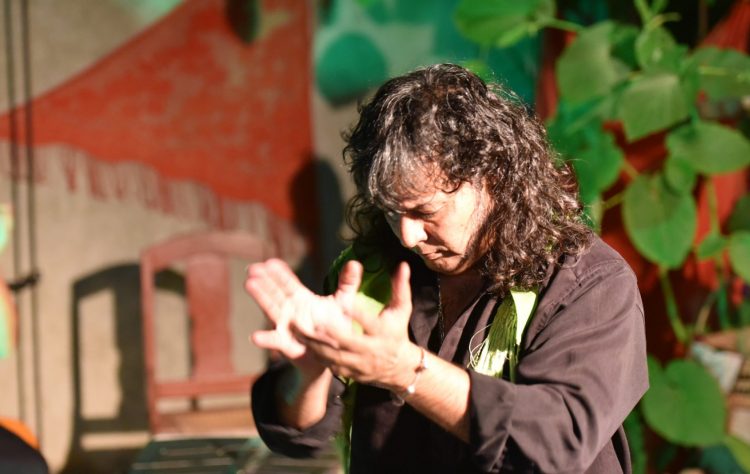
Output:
342,63,591,296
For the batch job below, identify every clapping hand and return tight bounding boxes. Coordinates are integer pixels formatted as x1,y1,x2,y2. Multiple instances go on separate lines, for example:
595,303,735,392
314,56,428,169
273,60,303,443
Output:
245,258,417,390
245,258,363,371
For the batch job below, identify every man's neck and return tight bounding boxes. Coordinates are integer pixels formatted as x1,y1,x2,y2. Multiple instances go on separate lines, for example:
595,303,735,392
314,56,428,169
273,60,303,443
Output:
438,268,486,332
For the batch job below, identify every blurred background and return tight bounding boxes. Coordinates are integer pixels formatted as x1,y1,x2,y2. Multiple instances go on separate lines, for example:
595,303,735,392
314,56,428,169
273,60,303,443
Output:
0,0,748,472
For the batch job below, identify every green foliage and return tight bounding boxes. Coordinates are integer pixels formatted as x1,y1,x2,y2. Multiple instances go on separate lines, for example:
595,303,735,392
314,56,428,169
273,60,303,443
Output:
454,0,556,48
696,233,728,261
699,442,749,473
729,231,750,285
725,435,750,473
728,195,750,232
618,72,690,141
454,0,750,470
667,121,750,175
624,409,648,474
316,32,388,105
642,357,726,446
663,155,697,193
688,47,750,101
635,26,686,73
556,22,632,104
571,131,624,204
623,173,696,268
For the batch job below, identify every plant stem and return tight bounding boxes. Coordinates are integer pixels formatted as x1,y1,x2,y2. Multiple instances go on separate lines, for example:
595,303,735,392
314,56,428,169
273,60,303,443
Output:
622,160,639,180
716,282,731,329
648,12,681,29
705,179,719,234
698,0,708,42
602,191,624,211
694,290,717,335
543,18,583,34
634,0,652,25
659,267,689,344
704,178,733,328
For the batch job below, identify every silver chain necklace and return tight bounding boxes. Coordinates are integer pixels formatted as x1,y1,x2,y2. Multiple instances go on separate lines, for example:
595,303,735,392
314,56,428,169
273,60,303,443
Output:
437,276,445,342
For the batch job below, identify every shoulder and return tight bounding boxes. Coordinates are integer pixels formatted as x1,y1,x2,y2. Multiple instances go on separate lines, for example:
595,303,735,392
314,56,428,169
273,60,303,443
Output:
566,235,636,284
530,235,642,333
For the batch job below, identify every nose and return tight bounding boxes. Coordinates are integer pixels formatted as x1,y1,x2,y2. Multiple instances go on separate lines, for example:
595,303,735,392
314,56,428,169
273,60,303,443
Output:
397,215,427,249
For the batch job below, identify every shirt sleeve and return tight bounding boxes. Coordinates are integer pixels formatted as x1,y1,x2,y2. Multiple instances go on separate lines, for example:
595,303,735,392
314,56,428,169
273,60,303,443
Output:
466,260,648,473
251,361,346,458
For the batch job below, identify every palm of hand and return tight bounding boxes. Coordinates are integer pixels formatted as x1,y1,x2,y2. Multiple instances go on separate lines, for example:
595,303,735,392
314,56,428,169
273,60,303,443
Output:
275,290,352,359
245,259,354,364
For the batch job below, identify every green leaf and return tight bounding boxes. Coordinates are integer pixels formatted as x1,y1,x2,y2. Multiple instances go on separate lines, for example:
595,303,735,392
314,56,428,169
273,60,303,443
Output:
642,356,726,446
699,443,748,473
316,32,388,104
461,59,494,84
725,435,750,473
623,173,697,268
454,0,554,48
617,72,690,141
609,24,640,70
624,410,648,474
688,47,750,100
666,121,750,175
572,131,624,203
582,197,604,231
696,233,728,260
547,97,617,145
556,22,631,104
728,195,750,233
635,26,685,73
663,155,697,194
739,300,750,326
728,231,750,285
652,0,669,14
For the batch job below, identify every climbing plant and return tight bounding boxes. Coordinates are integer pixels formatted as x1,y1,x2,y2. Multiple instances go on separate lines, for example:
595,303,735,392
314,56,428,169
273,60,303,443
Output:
454,0,750,472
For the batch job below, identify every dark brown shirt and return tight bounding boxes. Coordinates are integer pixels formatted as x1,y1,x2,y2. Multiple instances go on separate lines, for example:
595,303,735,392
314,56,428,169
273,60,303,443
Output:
252,235,648,473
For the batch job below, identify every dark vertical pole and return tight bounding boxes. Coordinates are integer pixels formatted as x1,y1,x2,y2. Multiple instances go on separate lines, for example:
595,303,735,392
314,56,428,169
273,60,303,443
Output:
20,0,41,444
698,0,708,42
3,0,26,425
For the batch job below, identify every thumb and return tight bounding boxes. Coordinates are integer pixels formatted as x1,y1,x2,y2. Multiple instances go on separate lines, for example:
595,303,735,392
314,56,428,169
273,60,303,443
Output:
335,260,363,305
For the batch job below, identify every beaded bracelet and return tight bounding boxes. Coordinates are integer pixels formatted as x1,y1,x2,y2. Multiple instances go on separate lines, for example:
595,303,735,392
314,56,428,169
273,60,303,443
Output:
391,346,427,406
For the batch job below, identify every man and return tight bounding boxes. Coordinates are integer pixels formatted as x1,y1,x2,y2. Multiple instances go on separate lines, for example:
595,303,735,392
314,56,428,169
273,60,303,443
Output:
246,64,648,473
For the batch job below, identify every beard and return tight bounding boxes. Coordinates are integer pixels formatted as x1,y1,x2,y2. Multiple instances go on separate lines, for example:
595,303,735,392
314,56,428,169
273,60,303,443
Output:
451,209,493,273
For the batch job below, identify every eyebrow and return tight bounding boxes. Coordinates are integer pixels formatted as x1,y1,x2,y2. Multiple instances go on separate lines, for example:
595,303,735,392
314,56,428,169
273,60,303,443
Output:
401,200,444,215
381,191,446,214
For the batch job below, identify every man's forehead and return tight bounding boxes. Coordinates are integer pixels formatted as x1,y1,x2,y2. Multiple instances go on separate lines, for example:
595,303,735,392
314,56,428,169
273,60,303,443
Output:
388,188,442,211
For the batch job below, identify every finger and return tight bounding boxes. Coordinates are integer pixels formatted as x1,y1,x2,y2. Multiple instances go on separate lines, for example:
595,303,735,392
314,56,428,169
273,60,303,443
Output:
304,337,361,370
251,330,305,358
264,259,309,298
291,320,341,349
245,271,288,323
334,260,363,315
337,260,363,296
387,261,412,315
313,322,370,354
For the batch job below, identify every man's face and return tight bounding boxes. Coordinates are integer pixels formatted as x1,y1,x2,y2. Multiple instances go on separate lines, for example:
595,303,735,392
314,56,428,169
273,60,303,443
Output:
383,173,491,275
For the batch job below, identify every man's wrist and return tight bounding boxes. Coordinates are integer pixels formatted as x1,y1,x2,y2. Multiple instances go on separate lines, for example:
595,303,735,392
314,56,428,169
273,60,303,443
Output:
391,344,428,406
280,364,330,406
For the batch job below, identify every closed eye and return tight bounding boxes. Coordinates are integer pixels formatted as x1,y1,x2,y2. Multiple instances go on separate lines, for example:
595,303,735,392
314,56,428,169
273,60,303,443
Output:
412,210,438,219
